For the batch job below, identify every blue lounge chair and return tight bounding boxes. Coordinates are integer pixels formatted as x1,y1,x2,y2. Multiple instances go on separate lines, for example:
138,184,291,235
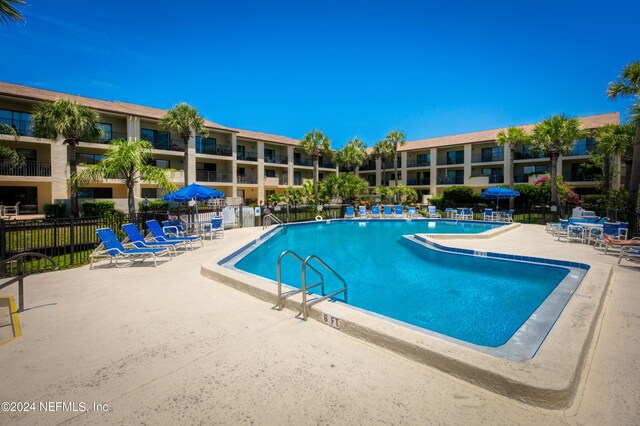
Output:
202,217,224,240
427,205,441,218
618,245,640,265
162,218,186,237
344,206,355,218
394,205,404,217
122,223,186,254
370,205,381,218
358,206,368,218
483,208,495,221
146,220,203,248
407,207,417,218
91,227,171,269
383,205,393,218
461,208,473,220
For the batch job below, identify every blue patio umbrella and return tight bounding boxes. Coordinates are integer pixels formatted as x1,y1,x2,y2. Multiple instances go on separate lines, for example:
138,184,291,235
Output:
164,182,224,216
481,187,520,210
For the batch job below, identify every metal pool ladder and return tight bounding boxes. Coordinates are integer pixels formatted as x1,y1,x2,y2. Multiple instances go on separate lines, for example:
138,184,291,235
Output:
276,250,348,320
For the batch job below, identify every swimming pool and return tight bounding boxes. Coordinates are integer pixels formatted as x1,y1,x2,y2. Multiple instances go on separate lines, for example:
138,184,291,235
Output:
223,220,587,358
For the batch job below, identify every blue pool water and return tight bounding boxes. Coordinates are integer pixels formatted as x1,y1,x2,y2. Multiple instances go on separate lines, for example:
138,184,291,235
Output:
232,220,570,347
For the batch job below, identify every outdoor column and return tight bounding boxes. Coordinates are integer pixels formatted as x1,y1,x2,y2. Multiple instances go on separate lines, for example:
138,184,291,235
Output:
126,116,140,141
50,136,69,207
287,146,294,186
257,140,265,203
375,158,382,186
429,148,438,193
400,152,407,185
186,128,197,186
463,143,472,185
503,145,511,185
231,133,238,196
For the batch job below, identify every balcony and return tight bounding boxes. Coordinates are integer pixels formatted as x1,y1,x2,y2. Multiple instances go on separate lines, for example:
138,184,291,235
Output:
0,160,51,177
436,157,465,166
565,174,600,182
196,170,233,183
514,174,546,184
264,176,279,186
384,159,401,169
407,177,430,185
96,131,128,144
237,175,258,184
264,155,288,165
407,159,430,168
318,160,335,168
0,118,33,137
514,150,546,160
293,176,303,185
164,170,184,183
197,144,232,157
279,175,288,185
293,157,312,167
489,175,504,183
237,151,258,162
471,153,504,163
141,135,184,152
358,162,376,171
437,176,464,185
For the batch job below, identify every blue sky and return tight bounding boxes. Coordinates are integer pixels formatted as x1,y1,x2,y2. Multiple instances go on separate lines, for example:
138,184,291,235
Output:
1,0,638,148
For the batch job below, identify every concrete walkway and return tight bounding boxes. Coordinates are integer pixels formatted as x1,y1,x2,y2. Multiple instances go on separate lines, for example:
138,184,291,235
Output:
0,224,638,425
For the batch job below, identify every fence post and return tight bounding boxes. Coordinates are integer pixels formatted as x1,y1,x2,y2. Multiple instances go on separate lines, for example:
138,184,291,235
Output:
69,216,75,266
238,204,243,228
0,220,5,275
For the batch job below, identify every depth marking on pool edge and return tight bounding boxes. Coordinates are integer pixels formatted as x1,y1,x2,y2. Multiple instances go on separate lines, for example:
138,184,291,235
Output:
322,313,341,329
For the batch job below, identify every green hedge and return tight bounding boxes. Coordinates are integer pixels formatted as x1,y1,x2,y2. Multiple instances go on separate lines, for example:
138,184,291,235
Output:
43,203,66,218
441,186,481,205
138,200,169,212
81,201,116,216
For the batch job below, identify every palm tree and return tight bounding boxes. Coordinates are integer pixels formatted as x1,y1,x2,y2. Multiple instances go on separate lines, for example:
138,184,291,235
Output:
73,139,176,216
372,139,393,186
160,103,207,187
0,124,25,166
299,129,331,205
385,130,406,190
334,137,367,173
31,99,103,217
0,0,25,25
595,123,635,200
531,114,587,221
496,127,530,209
607,61,640,236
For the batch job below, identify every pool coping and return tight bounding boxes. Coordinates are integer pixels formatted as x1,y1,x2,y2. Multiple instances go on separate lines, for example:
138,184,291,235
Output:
201,223,612,409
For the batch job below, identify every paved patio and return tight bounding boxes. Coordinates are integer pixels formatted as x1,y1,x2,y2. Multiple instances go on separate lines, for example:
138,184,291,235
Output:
0,224,638,425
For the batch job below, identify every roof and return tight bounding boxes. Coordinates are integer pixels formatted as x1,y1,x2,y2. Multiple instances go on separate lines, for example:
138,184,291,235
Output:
0,81,235,133
234,128,300,146
400,112,620,151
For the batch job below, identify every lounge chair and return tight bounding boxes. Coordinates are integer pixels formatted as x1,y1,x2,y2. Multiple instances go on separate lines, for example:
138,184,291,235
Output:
499,209,514,222
122,223,186,254
592,222,629,251
358,206,368,218
202,217,224,240
460,208,473,220
383,205,393,218
599,233,640,254
427,206,441,218
91,227,171,269
394,205,404,218
146,220,203,248
162,219,186,237
407,207,417,218
455,208,464,219
445,207,455,218
618,245,640,265
3,202,20,217
344,206,355,219
370,205,381,218
483,208,496,221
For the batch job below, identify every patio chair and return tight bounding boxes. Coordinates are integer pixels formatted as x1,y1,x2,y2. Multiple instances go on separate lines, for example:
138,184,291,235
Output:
3,202,20,217
91,227,171,269
146,220,203,248
445,207,455,218
500,209,514,222
618,245,640,265
394,205,404,218
427,205,441,218
383,205,393,218
461,208,473,220
370,205,381,218
202,217,224,240
483,208,495,221
162,219,187,237
358,206,368,218
592,222,628,251
407,207,417,218
553,219,570,238
121,223,186,254
344,206,355,219
455,208,464,219
599,233,640,254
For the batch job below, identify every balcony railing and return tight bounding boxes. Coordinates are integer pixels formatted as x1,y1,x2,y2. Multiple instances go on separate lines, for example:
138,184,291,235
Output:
565,174,600,182
407,159,430,168
0,118,33,137
196,170,233,183
358,162,376,171
437,176,464,185
197,145,232,157
318,160,335,168
141,135,184,152
279,175,288,185
384,159,401,168
264,155,288,164
407,177,430,185
0,160,51,177
471,153,504,163
436,157,465,166
293,157,312,166
489,175,504,183
237,151,258,161
97,131,128,143
237,175,258,184
293,177,303,185
514,151,546,160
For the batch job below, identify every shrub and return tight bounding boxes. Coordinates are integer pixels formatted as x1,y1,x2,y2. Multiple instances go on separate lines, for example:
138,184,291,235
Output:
81,201,116,217
43,203,66,218
441,186,481,205
581,194,605,210
138,200,169,212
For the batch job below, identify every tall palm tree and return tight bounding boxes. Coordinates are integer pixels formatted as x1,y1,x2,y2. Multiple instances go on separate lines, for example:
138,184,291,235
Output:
372,138,393,186
385,130,406,189
595,123,635,197
31,99,103,217
0,0,25,25
299,129,331,205
160,103,207,187
73,139,176,216
531,114,587,221
607,61,640,236
334,137,367,173
0,123,25,166
496,127,530,209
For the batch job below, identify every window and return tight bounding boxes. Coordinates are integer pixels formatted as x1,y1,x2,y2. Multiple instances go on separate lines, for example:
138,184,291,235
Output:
76,153,106,165
78,187,113,199
237,145,246,160
481,167,502,176
481,147,502,162
265,169,276,178
237,167,245,176
155,159,170,169
572,138,597,156
446,150,464,164
141,128,170,149
523,165,548,175
264,148,276,163
416,153,430,166
98,123,113,142
17,149,37,161
196,136,217,155
141,188,160,199
0,108,32,136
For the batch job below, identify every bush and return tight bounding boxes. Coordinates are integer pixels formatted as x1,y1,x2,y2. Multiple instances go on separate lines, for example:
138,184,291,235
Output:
581,194,605,210
441,186,481,205
82,201,116,217
138,200,169,212
43,203,66,218
513,183,542,206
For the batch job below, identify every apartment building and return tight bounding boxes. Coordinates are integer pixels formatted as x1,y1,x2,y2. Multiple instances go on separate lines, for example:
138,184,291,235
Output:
0,81,620,214
0,82,339,214
356,112,620,200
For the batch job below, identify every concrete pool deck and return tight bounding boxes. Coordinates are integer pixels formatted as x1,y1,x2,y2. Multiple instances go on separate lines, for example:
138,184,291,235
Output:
0,224,638,424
